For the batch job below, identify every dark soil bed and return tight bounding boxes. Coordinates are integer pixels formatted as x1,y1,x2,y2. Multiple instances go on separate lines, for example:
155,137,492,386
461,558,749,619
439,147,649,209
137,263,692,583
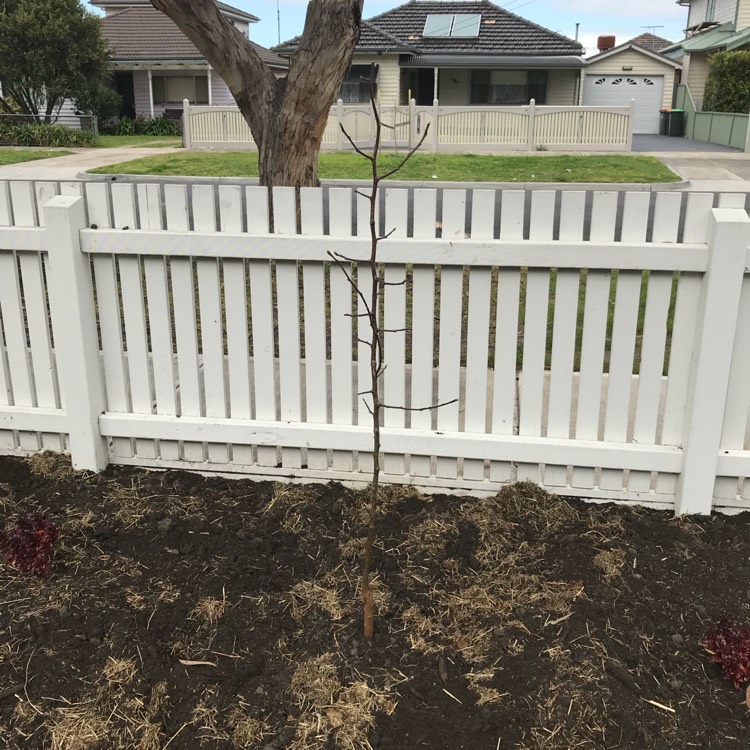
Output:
1,453,749,750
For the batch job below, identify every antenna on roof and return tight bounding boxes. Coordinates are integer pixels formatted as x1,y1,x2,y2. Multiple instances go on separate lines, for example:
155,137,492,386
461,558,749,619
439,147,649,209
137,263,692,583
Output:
641,25,665,34
277,0,281,45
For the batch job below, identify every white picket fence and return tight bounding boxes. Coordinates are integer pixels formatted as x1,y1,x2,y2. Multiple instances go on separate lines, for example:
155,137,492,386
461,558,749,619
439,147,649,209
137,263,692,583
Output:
183,98,635,153
0,180,749,515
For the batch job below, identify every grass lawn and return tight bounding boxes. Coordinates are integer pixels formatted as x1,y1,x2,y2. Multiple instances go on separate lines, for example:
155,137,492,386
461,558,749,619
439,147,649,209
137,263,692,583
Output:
89,151,680,183
97,135,182,148
0,149,72,164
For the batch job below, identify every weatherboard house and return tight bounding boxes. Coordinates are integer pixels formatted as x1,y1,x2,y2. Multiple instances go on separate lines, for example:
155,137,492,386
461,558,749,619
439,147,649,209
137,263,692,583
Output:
93,0,288,120
275,0,587,109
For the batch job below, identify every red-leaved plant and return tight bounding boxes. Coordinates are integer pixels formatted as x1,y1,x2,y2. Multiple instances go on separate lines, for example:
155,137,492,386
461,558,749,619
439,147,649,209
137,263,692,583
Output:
0,513,60,576
700,615,750,690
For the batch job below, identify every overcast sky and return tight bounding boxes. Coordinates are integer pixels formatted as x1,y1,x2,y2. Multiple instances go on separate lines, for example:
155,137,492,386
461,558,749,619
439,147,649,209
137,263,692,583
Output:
87,0,690,54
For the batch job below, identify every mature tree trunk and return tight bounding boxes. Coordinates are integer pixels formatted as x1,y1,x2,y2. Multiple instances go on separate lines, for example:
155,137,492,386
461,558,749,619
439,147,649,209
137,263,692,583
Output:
150,0,363,189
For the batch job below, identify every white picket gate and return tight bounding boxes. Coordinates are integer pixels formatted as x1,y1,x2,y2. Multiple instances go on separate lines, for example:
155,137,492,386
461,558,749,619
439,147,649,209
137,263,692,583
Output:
0,180,749,515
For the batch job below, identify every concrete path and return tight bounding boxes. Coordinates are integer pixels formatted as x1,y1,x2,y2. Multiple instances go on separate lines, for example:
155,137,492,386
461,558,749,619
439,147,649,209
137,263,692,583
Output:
0,145,179,180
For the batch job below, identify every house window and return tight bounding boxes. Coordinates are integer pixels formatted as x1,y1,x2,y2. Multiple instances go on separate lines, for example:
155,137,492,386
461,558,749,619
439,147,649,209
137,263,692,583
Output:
339,65,377,103
706,0,716,21
423,13,481,37
152,75,209,105
470,70,547,105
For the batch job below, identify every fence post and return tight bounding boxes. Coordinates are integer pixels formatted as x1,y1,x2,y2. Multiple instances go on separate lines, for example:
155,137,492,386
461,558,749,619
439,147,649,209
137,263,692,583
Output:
182,98,191,148
675,208,750,515
745,110,750,153
409,98,416,150
432,98,439,153
336,98,344,151
527,98,536,151
626,99,636,151
44,196,108,472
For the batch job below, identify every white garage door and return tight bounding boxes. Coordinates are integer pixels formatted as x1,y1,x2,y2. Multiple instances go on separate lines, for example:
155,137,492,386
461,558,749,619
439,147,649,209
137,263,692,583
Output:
583,75,665,134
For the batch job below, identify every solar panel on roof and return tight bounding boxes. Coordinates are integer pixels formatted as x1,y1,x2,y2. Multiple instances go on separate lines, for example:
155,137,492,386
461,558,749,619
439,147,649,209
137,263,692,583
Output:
450,14,481,37
423,14,452,37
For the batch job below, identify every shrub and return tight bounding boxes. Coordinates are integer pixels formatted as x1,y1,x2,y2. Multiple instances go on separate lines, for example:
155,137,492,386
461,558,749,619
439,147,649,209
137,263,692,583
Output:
700,615,750,689
142,116,181,136
0,513,60,576
0,122,95,147
703,51,750,113
115,115,181,137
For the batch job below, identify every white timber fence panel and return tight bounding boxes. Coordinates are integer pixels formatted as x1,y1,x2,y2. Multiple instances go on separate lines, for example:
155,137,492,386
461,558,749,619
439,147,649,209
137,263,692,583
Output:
2,181,750,515
182,99,634,152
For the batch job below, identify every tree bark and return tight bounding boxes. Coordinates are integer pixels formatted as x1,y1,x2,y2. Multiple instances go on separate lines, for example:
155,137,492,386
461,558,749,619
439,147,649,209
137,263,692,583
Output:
150,0,363,189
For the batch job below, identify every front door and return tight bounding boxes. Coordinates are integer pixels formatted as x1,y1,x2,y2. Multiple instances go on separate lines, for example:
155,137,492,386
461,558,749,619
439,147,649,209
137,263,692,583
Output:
114,72,136,119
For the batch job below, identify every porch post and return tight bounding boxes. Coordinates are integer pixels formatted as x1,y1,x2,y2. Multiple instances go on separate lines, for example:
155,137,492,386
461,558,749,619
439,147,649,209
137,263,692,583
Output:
433,67,439,101
207,67,213,106
147,68,155,118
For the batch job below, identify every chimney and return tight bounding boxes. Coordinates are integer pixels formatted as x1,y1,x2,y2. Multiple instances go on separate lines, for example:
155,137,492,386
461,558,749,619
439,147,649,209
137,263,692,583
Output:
597,35,616,52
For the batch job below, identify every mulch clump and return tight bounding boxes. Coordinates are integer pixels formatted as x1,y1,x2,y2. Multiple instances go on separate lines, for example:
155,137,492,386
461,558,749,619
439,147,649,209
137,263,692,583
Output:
0,452,749,749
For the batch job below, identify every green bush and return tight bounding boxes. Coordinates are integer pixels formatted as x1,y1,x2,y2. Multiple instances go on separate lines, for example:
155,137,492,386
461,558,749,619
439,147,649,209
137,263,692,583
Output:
0,122,95,147
115,115,181,137
141,116,181,136
703,51,750,113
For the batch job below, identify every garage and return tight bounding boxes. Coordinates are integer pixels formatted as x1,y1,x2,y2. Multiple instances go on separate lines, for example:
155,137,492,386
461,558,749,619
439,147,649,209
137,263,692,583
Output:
584,41,681,135
583,75,664,134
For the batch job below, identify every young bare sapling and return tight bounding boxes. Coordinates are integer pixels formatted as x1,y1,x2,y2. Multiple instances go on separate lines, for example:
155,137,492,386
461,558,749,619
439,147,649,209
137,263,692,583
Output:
329,67,456,638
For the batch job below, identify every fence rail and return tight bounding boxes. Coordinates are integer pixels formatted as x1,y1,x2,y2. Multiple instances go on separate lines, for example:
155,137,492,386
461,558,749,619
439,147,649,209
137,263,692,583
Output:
183,98,635,153
0,180,749,515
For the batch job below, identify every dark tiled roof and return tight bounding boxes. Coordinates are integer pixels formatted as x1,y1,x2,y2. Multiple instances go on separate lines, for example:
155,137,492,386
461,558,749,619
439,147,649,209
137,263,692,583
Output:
275,0,583,56
627,32,673,53
101,6,288,68
92,0,258,23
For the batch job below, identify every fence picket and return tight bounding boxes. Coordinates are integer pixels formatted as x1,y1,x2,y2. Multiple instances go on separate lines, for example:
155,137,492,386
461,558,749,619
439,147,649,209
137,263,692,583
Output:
517,191,554,483
490,190,524,483
629,193,681,493
383,189,408,476
301,188,328,470
328,188,355,472
19,252,62,450
600,192,649,491
545,191,585,488
715,276,750,505
409,189,438,477
218,186,253,465
462,190,495,481
274,187,303,469
434,191,465,478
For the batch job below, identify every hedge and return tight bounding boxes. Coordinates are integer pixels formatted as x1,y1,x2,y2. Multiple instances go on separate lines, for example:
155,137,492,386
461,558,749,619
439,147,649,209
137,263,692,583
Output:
0,123,96,147
703,51,750,113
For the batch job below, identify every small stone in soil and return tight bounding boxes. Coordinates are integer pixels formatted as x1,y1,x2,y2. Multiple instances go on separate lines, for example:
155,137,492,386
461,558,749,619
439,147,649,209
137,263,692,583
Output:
89,636,102,646
670,679,682,690
671,634,684,646
157,517,173,532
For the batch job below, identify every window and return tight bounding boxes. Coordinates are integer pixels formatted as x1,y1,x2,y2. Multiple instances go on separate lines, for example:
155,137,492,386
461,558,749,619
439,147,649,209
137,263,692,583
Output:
706,0,716,21
470,70,547,105
339,65,378,103
152,75,209,105
423,13,481,38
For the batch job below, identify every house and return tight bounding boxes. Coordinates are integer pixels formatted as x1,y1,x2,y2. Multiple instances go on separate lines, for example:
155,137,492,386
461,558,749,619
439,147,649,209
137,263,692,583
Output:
662,0,750,109
93,0,288,120
584,35,682,133
274,0,587,108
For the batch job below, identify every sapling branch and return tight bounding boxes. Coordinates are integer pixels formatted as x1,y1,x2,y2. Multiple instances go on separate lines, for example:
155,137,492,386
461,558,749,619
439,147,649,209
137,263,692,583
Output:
331,64,454,639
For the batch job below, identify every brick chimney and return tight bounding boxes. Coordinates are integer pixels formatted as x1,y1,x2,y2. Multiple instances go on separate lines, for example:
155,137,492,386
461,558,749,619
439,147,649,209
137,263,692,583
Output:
597,35,616,52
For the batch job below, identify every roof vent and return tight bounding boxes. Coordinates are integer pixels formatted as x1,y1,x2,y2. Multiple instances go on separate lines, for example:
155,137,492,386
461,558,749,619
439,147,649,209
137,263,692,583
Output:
597,35,616,52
